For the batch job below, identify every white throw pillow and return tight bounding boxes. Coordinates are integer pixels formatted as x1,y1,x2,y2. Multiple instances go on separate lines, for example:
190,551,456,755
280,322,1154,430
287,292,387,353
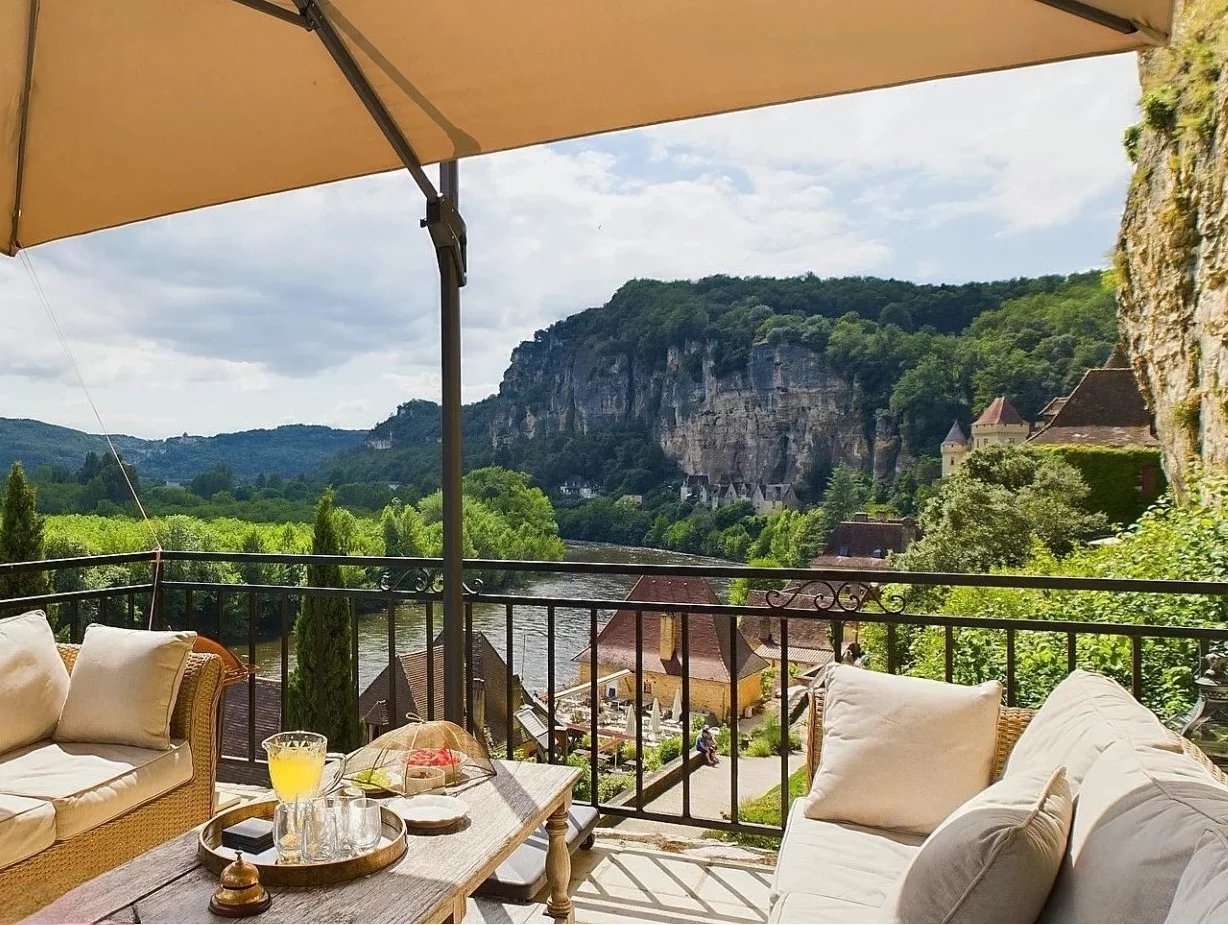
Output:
1042,740,1228,923
804,666,1003,835
885,766,1073,923
1166,828,1228,924
56,624,196,750
1005,669,1181,789
0,610,69,755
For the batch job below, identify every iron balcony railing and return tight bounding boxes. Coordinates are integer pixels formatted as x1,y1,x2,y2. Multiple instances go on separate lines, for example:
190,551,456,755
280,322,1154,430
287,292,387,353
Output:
3,549,1227,841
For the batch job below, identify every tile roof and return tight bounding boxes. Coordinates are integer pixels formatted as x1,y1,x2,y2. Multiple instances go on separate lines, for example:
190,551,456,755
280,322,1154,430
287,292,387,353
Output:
1029,368,1158,448
973,396,1028,427
573,575,768,683
357,634,518,743
820,520,911,562
220,677,282,784
942,421,967,445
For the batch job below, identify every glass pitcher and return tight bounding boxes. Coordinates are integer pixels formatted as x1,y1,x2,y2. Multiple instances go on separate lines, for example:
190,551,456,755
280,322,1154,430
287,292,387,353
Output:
262,731,345,804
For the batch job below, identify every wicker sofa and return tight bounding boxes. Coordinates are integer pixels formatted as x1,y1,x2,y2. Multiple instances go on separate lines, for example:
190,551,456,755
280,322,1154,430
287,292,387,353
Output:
770,670,1228,924
0,643,223,922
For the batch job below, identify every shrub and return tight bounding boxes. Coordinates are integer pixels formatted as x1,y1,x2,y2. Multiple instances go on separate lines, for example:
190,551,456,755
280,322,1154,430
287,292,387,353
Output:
658,735,683,764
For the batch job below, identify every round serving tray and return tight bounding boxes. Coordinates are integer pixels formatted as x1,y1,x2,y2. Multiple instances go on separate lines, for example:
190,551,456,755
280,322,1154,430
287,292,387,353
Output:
199,800,407,888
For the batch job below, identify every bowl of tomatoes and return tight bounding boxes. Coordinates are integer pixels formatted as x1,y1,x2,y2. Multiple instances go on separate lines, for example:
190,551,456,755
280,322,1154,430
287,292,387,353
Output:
403,746,466,786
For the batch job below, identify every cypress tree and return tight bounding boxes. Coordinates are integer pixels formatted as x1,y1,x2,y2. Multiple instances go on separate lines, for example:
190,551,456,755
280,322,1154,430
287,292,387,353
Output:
285,490,361,751
0,462,49,601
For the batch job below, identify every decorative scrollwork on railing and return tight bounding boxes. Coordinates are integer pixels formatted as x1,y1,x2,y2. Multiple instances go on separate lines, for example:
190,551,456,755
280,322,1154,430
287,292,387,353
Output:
378,568,484,596
765,579,906,615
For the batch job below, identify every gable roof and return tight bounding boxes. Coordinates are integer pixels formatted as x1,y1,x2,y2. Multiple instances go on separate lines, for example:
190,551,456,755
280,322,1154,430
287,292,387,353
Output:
573,575,767,683
1029,368,1158,448
973,396,1028,427
358,634,518,743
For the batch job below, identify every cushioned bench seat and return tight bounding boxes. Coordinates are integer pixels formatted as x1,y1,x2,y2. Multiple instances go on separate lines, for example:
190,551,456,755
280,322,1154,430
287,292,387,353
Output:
0,793,56,870
476,805,600,901
770,801,922,919
0,739,193,840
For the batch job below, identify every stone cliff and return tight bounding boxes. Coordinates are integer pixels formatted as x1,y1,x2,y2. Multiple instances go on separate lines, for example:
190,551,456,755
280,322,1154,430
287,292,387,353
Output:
493,334,884,485
1118,0,1228,493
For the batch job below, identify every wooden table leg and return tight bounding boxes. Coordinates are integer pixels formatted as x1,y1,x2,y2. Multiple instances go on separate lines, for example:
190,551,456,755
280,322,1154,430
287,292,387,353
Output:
544,797,574,924
450,893,467,923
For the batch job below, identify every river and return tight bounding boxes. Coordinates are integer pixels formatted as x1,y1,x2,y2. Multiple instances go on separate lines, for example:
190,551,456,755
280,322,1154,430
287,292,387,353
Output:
251,542,736,696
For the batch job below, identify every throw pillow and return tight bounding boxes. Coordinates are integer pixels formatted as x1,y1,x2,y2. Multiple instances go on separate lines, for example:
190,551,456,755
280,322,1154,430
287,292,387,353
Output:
0,610,70,754
885,766,1073,923
804,666,1002,834
56,624,196,750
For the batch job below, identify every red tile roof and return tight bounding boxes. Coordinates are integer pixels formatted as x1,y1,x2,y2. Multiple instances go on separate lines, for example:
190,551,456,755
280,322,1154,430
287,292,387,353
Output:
1029,368,1158,448
973,396,1028,427
573,575,768,683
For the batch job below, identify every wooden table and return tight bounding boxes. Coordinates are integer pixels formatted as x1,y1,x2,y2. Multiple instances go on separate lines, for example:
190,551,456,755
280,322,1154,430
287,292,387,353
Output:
25,761,582,924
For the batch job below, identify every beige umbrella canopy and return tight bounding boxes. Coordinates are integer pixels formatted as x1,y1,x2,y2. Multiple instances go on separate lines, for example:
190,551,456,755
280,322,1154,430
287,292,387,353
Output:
1,0,1171,254
0,0,1173,724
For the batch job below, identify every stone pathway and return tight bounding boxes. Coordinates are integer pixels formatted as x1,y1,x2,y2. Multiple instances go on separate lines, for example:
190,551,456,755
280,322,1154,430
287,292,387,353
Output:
613,754,804,838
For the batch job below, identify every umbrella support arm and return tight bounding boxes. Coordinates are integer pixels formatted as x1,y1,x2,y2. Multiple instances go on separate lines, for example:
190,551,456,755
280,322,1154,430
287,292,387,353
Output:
249,0,470,725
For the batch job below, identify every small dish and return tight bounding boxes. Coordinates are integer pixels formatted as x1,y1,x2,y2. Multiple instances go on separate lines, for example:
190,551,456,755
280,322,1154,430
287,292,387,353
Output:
386,794,469,831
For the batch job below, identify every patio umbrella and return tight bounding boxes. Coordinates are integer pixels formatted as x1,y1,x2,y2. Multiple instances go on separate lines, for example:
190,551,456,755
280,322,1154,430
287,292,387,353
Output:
0,0,1175,723
625,706,637,738
651,699,662,737
671,687,683,722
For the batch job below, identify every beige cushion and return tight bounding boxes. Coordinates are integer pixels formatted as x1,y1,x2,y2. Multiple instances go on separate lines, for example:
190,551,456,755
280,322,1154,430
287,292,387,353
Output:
1042,741,1228,923
773,800,924,906
886,766,1073,923
0,610,70,755
770,892,887,924
0,739,193,840
1166,828,1228,924
1005,670,1181,789
56,624,196,749
804,667,1002,835
0,792,56,870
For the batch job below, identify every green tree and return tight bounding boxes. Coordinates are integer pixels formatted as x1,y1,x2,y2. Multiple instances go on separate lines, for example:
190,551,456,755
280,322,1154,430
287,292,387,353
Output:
285,490,361,751
0,462,49,600
896,444,1107,575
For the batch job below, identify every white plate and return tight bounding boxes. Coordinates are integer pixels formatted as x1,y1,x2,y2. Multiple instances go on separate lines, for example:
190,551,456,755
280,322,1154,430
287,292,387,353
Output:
386,794,468,830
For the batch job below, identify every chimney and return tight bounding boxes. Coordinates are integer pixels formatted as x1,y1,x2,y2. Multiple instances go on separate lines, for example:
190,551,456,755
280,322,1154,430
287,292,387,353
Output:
659,612,678,662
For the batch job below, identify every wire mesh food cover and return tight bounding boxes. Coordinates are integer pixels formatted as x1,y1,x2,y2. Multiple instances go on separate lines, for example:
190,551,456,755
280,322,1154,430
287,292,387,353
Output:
344,716,495,795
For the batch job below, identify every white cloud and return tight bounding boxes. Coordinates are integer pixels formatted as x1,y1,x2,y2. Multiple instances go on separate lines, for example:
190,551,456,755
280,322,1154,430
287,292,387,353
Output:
0,54,1141,439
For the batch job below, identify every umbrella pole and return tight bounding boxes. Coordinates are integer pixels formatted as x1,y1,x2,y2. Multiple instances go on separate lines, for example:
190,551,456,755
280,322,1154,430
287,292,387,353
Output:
435,161,467,728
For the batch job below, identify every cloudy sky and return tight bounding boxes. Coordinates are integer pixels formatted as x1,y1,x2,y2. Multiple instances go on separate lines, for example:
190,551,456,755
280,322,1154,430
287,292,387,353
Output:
1,53,1139,440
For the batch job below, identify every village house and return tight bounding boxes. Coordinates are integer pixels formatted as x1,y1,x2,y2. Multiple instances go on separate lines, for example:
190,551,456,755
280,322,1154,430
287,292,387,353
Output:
574,575,767,723
680,474,800,515
357,634,524,748
942,395,1031,476
741,514,917,676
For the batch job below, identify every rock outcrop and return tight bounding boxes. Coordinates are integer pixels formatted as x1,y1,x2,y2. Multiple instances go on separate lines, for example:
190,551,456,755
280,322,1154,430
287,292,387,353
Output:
1117,0,1228,493
493,334,882,485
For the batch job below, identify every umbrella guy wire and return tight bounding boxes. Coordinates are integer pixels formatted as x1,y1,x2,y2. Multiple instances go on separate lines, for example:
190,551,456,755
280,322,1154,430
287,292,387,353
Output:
16,249,165,626
237,0,469,724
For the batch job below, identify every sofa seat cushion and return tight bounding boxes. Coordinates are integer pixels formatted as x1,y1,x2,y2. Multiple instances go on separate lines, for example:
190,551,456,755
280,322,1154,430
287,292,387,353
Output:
0,792,56,870
1004,670,1181,789
0,739,193,840
1042,740,1228,923
769,892,885,924
1166,827,1228,924
773,801,924,908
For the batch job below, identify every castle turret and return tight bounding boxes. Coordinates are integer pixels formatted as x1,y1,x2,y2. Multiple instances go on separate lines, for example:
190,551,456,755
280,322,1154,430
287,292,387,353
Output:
941,421,969,477
970,396,1030,450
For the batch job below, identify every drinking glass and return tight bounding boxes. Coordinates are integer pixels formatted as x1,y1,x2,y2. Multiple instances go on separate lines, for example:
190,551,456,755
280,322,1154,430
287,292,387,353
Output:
273,800,304,864
262,731,345,804
347,797,383,854
303,797,339,862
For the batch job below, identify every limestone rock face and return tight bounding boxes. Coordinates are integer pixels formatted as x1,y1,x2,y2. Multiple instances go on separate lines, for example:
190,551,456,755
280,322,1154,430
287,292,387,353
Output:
493,333,882,484
1117,0,1228,493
